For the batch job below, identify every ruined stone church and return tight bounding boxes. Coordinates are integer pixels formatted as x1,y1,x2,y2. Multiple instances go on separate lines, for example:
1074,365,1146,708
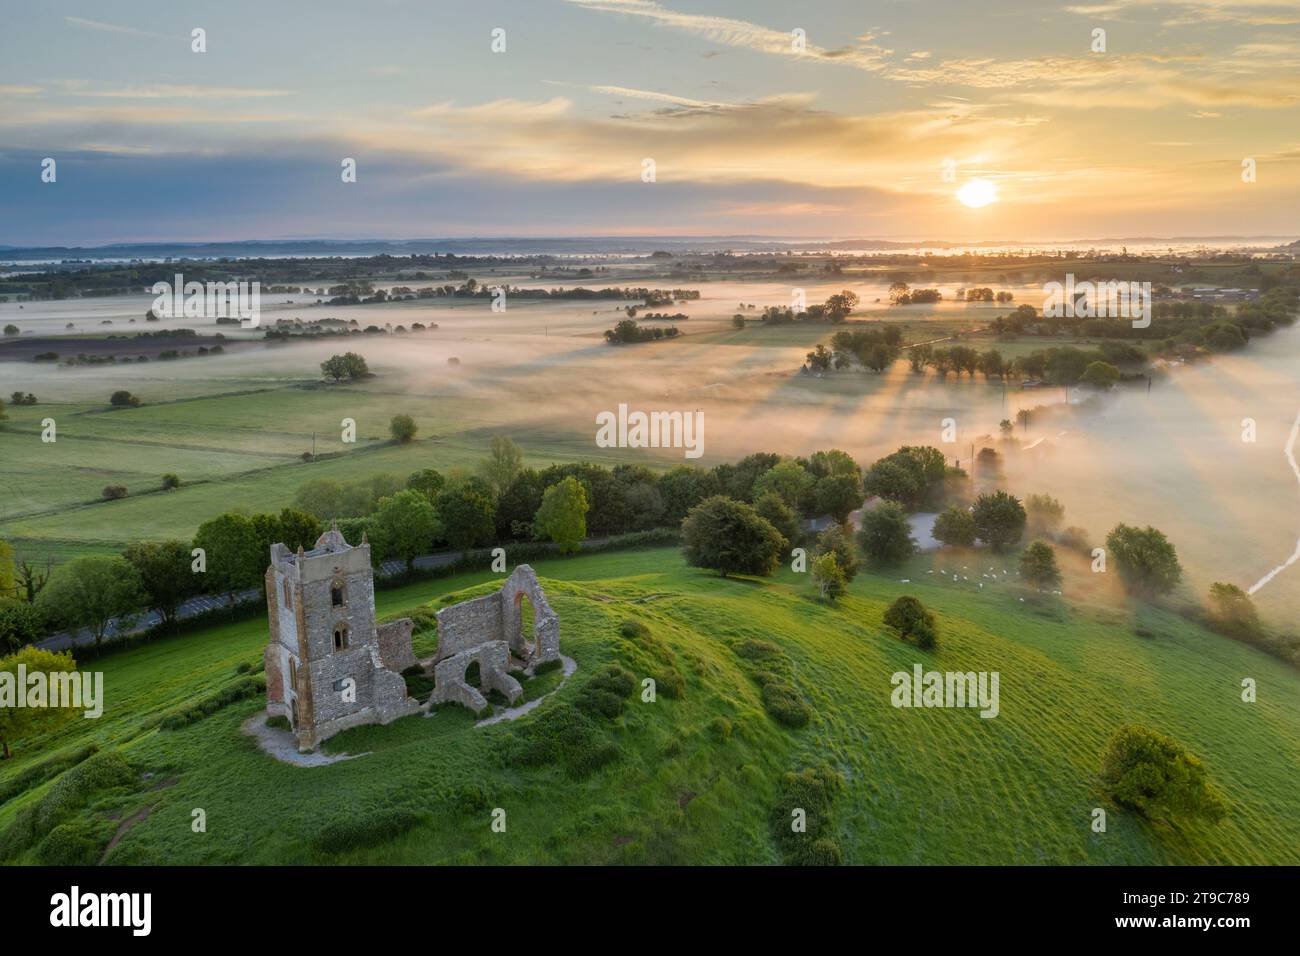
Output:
263,523,560,751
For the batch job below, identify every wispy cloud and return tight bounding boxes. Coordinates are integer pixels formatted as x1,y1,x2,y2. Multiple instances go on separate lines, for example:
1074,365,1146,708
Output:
63,16,171,39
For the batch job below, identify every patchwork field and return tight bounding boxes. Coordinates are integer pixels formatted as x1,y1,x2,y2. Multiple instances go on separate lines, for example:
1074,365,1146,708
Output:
1,547,1297,866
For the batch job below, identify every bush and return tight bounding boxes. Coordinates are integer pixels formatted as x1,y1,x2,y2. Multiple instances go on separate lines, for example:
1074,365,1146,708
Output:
708,716,733,741
1099,725,1228,826
761,681,811,728
0,750,135,860
770,764,843,865
501,702,619,778
109,390,141,408
619,619,651,639
161,473,181,491
314,809,426,855
102,485,128,500
681,496,785,577
883,595,937,649
37,820,102,866
1106,524,1182,596
1019,540,1062,588
159,676,262,730
575,664,637,719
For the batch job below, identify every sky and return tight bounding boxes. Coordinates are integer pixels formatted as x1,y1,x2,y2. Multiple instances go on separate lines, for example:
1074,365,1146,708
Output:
0,0,1298,244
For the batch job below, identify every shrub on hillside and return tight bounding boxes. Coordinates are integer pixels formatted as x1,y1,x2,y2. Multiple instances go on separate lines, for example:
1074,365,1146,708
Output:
761,681,812,728
1019,540,1062,589
37,820,103,866
1106,524,1182,596
1099,725,1228,826
883,595,937,649
102,485,128,500
500,702,619,778
770,763,844,866
575,664,637,719
314,808,426,855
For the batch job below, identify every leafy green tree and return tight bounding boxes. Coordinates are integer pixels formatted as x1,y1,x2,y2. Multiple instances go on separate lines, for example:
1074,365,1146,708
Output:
122,540,199,632
369,490,441,573
806,449,859,479
0,647,80,757
813,524,859,582
681,496,785,578
932,506,977,547
753,492,800,551
1100,725,1228,826
436,481,497,551
972,491,1027,551
36,556,145,646
389,414,418,443
1105,524,1182,595
862,459,922,507
160,473,181,491
883,595,936,649
495,468,545,540
406,468,445,503
193,512,264,595
0,598,44,653
109,390,141,407
1207,582,1261,638
811,552,846,602
478,435,524,495
275,508,323,552
658,465,720,524
321,352,370,382
814,473,863,523
752,460,816,511
1019,540,1062,589
1081,361,1121,390
857,502,916,566
534,477,589,554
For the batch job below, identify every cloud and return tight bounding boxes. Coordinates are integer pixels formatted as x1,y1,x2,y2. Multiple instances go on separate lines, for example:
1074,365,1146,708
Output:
63,16,171,39
80,85,296,100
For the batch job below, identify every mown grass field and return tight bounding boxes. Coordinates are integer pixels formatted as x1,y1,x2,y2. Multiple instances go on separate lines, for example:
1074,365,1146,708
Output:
2,546,1296,866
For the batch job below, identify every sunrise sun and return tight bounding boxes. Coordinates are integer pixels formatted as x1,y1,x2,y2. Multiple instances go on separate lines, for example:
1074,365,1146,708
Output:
957,178,999,208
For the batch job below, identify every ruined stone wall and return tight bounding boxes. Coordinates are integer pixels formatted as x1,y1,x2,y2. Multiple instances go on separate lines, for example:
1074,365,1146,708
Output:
434,592,504,662
377,619,417,672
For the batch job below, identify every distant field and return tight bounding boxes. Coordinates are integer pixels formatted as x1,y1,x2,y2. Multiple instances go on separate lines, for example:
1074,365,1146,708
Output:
1,547,1296,865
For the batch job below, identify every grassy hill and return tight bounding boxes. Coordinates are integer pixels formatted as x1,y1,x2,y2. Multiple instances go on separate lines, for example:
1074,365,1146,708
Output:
1,546,1297,865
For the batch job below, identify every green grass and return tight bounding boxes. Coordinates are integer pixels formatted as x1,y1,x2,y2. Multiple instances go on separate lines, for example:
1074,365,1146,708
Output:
1,546,1297,865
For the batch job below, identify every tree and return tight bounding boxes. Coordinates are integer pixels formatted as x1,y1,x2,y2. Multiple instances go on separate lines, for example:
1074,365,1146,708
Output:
752,492,799,551
732,314,745,329
389,414,418,443
1099,725,1228,826
406,468,445,503
495,468,545,540
972,491,1026,551
478,435,524,496
1019,540,1062,589
0,598,44,653
1105,524,1182,595
814,473,863,523
369,490,440,573
1025,493,1065,536
883,595,936,649
14,553,52,603
0,647,80,757
534,477,589,554
193,512,264,595
1081,361,1121,390
122,540,199,632
436,481,497,551
681,496,784,578
857,502,916,566
813,524,859,582
109,390,140,408
160,473,181,491
275,508,324,552
321,352,370,382
752,459,816,511
2,324,17,336
659,465,720,524
36,556,145,646
1207,582,1261,638
932,506,977,547
811,552,846,602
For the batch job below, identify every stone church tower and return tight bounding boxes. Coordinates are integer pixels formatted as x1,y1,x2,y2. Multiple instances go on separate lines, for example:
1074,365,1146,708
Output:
263,523,418,751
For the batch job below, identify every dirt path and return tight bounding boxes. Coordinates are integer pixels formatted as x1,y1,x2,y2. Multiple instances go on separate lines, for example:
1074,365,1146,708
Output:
242,714,366,767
